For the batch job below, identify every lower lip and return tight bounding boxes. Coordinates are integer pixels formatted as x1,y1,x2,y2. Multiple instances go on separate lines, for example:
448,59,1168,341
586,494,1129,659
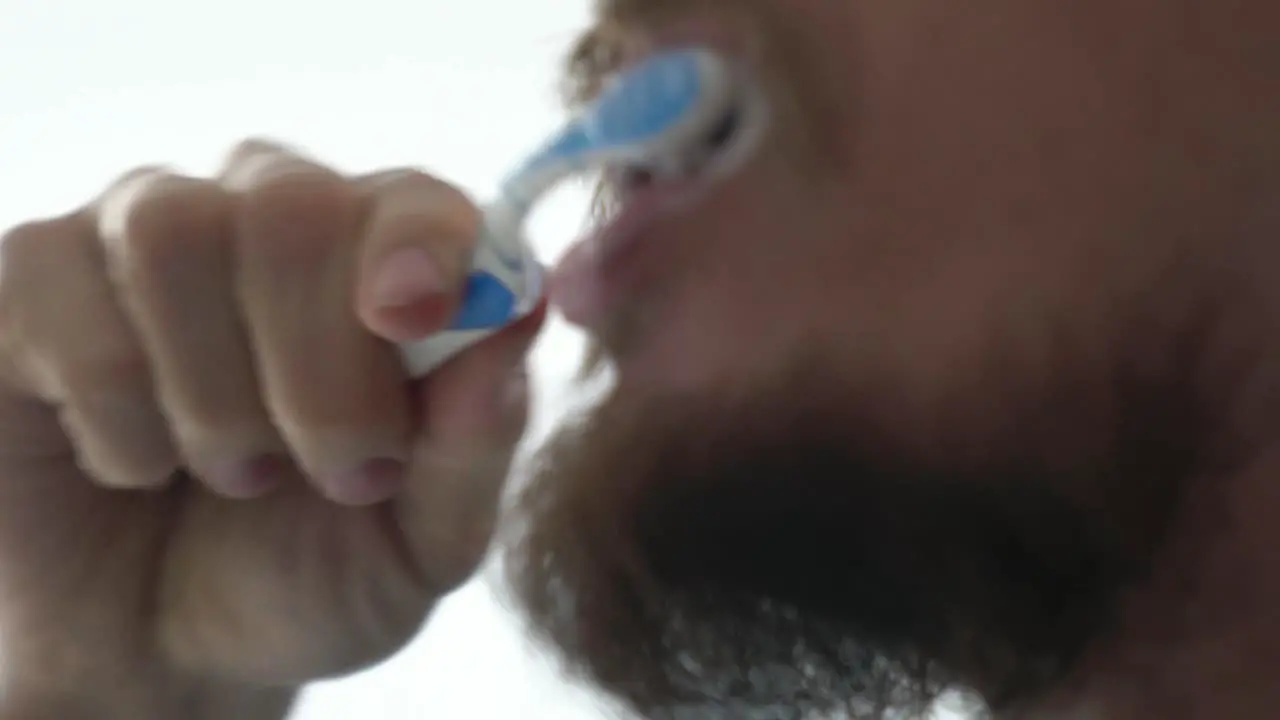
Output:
550,175,708,329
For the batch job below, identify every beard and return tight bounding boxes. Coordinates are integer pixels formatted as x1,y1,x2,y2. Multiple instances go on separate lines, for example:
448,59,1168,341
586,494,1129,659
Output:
503,360,1197,720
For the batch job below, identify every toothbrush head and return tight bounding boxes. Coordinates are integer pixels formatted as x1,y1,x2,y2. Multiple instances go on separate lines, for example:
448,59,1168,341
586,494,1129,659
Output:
499,47,753,205
583,48,739,165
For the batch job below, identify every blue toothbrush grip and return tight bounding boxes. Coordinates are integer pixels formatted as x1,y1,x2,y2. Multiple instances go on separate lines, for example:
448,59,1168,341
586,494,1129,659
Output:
449,272,519,331
397,242,541,378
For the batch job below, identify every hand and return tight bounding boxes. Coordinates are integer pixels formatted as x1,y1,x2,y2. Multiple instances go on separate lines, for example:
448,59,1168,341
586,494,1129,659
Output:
0,140,545,718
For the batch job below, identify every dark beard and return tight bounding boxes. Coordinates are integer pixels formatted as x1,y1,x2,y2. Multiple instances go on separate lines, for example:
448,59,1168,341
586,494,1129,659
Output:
503,367,1197,719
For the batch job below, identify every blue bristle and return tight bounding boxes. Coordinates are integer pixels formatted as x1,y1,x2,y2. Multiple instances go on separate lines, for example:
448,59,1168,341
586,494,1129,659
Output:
582,50,706,150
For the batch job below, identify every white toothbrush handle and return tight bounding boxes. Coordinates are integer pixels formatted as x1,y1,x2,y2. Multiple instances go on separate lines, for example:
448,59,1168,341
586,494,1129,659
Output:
398,327,502,378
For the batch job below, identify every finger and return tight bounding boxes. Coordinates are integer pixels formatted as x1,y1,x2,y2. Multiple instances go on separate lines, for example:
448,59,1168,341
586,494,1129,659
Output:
217,137,316,185
98,170,287,498
1,193,179,489
225,145,412,506
354,169,481,342
394,300,547,589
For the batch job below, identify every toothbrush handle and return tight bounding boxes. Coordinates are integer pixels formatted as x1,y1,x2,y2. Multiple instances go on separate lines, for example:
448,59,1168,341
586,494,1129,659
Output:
398,322,504,378
396,228,542,377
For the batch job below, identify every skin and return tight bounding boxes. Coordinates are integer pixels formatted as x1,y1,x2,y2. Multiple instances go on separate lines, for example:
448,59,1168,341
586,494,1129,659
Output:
0,2,1279,720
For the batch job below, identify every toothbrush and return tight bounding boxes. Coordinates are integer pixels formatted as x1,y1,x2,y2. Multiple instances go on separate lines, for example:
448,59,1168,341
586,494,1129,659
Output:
397,48,745,377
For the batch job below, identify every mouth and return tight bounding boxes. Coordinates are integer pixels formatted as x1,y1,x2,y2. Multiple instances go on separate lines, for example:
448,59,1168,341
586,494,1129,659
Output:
551,58,770,329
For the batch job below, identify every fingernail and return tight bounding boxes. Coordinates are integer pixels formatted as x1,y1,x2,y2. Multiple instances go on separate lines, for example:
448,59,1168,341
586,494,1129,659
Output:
370,247,445,310
202,454,288,499
317,457,405,506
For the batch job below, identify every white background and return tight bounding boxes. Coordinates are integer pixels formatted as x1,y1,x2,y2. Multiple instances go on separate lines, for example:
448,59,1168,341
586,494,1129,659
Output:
0,1,627,717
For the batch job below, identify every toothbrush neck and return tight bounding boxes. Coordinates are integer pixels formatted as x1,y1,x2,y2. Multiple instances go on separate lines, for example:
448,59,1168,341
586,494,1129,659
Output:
483,201,525,242
483,121,601,262
503,123,593,203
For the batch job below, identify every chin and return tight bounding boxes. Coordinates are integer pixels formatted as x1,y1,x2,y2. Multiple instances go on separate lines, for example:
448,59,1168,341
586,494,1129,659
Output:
501,363,1194,719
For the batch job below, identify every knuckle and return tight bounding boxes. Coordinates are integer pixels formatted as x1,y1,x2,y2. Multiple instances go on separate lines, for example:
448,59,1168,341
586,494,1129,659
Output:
0,215,92,342
96,166,172,238
111,176,228,274
371,209,475,266
374,170,480,240
220,137,302,174
169,416,281,471
237,166,361,265
0,217,69,275
273,409,404,457
60,397,178,489
244,161,350,209
380,168,466,199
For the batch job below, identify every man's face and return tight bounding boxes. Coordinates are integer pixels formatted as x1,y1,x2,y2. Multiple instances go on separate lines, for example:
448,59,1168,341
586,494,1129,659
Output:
506,0,1280,717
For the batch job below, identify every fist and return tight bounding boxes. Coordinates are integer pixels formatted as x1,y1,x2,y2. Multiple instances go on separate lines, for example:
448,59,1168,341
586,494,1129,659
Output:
0,141,545,706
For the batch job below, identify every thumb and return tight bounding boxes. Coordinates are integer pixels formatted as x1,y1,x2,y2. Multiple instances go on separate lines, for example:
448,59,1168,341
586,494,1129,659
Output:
393,299,547,592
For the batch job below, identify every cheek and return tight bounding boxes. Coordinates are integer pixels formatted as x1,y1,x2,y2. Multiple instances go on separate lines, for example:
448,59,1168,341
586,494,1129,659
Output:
616,177,855,394
846,0,1190,262
759,2,1197,425
610,2,1173,398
